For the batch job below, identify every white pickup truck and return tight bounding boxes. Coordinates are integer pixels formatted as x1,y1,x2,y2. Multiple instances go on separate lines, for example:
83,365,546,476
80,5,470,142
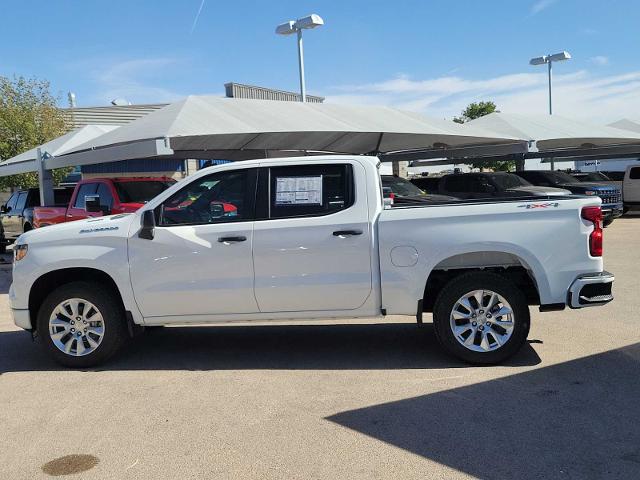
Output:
10,156,614,367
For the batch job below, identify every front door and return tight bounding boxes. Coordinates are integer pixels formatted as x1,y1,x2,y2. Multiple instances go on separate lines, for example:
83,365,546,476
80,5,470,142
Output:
129,168,259,318
252,162,373,313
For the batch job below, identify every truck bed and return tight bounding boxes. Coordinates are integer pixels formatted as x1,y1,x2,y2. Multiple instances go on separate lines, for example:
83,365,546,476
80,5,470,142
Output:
377,195,602,315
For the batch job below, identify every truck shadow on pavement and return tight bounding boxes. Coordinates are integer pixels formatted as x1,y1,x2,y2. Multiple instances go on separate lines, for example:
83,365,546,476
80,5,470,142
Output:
0,323,541,373
327,341,640,480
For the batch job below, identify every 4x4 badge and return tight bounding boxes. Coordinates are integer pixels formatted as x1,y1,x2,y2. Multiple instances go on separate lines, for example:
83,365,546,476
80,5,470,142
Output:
518,202,560,209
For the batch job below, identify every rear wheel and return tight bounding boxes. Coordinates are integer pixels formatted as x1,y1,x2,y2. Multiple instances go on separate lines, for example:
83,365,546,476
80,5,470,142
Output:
37,281,128,367
432,272,530,364
603,218,614,227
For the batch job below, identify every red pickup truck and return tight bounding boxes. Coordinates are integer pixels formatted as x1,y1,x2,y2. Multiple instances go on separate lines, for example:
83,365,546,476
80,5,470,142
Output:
33,177,175,228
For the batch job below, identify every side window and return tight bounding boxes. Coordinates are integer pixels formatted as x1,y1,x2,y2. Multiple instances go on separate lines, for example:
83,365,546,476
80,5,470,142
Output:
268,164,353,219
159,169,256,226
630,167,640,180
15,192,28,212
96,183,114,208
5,192,18,211
73,183,98,209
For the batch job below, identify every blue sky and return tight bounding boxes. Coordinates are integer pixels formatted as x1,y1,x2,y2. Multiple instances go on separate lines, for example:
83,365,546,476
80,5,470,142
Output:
1,0,638,122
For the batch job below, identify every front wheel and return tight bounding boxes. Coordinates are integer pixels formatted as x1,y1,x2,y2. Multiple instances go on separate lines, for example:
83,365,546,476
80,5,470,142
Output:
37,281,128,367
432,272,530,364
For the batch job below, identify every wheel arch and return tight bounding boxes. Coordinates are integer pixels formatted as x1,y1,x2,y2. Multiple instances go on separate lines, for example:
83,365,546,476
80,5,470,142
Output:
422,251,542,313
29,268,125,332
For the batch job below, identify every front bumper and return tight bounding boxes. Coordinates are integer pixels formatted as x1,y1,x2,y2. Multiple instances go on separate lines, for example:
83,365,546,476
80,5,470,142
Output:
568,271,614,309
11,308,32,330
602,205,623,219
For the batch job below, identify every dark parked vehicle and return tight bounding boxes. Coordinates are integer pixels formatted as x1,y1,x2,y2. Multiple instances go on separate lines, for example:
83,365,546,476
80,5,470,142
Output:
569,171,614,183
410,176,442,193
514,170,623,226
380,175,456,204
0,188,73,252
434,172,571,200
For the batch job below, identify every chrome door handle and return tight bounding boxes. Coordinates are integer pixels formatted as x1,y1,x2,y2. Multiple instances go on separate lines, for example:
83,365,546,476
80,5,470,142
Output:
333,230,363,236
218,236,247,243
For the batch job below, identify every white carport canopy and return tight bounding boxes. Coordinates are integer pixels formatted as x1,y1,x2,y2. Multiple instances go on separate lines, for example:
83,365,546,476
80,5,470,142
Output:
53,96,527,168
466,113,640,154
0,124,119,176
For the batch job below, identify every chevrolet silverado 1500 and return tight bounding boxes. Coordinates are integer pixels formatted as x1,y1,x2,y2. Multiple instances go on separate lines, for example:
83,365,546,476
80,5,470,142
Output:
10,156,614,367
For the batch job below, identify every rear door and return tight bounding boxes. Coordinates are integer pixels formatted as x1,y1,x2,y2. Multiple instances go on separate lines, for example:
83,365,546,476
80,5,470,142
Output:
5,192,28,238
252,162,373,312
2,193,19,238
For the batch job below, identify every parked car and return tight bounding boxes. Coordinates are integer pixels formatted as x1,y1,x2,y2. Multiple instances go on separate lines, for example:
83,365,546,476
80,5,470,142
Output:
623,165,640,213
434,172,571,199
569,171,617,183
514,170,623,226
11,156,613,367
33,177,175,228
380,175,456,204
410,175,442,193
0,188,73,253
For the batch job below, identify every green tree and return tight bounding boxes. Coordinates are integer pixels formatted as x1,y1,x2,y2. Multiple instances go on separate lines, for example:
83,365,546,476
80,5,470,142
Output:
453,101,515,171
0,76,72,190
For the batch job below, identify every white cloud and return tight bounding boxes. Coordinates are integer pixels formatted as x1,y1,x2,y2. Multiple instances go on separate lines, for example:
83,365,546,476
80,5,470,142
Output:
590,56,609,66
326,70,640,123
89,57,186,105
530,0,558,15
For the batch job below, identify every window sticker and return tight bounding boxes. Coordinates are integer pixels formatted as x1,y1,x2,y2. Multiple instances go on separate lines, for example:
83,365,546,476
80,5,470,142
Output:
275,176,323,205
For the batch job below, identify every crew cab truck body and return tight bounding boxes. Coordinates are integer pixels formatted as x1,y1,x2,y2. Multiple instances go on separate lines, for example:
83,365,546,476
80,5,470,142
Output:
10,156,614,367
33,177,174,228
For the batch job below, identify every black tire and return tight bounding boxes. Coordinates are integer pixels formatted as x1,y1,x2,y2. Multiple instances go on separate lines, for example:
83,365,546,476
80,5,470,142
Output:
37,281,128,368
0,243,6,255
432,272,530,365
623,206,630,215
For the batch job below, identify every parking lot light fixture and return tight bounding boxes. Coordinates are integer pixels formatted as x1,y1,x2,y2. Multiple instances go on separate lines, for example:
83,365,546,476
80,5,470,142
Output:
275,14,324,102
530,51,571,170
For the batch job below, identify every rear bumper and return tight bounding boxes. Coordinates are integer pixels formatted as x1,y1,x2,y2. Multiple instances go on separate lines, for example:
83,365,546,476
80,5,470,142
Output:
567,271,614,309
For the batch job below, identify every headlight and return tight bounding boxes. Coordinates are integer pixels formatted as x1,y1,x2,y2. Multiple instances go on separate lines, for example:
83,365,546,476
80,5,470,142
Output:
584,190,597,196
14,244,28,262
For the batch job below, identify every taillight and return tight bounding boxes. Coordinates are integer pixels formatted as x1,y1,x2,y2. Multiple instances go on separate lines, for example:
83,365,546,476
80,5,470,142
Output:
581,206,603,257
389,192,395,200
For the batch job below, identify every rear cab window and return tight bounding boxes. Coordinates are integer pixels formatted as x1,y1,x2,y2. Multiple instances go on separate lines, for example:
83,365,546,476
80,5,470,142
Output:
630,167,640,180
265,164,354,219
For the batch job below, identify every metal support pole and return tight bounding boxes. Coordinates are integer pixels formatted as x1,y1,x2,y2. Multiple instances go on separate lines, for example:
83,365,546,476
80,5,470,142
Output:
548,60,555,170
36,148,55,206
296,29,306,102
547,60,553,115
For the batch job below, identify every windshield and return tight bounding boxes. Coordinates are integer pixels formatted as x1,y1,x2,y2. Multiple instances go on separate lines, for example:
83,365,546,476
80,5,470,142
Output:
546,171,580,184
488,173,532,189
381,176,425,196
114,181,173,204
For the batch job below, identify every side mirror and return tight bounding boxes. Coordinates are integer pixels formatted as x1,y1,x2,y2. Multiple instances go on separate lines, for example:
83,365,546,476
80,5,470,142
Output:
0,205,6,214
85,195,102,213
210,203,225,218
139,209,155,240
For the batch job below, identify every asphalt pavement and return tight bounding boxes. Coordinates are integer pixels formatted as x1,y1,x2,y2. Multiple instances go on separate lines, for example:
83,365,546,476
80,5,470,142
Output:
0,214,639,479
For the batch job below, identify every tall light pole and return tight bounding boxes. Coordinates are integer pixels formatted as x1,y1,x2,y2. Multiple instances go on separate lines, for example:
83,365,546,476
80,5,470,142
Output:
530,51,571,169
276,14,324,102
